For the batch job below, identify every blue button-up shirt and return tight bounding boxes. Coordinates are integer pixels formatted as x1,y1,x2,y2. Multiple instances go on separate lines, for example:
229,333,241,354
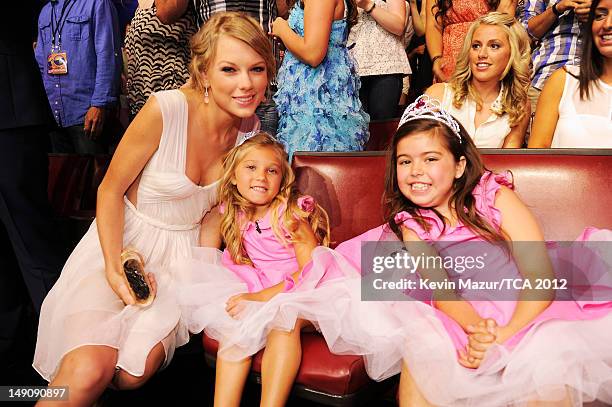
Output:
35,0,121,127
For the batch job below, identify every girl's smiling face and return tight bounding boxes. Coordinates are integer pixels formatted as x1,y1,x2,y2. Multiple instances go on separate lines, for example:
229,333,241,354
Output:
233,146,283,219
396,131,466,219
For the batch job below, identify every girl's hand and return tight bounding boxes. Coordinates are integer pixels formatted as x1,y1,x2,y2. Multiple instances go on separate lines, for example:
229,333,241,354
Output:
458,319,498,369
225,290,275,318
270,17,289,39
146,272,158,301
105,265,136,306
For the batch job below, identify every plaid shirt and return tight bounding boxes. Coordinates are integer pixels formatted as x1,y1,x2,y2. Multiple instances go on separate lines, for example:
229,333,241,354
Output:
520,0,583,90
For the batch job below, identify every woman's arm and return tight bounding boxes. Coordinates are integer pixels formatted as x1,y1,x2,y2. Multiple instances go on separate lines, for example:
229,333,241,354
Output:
425,0,447,82
502,101,530,148
199,208,223,249
528,68,565,148
96,97,163,305
410,0,426,37
271,0,335,67
155,0,189,24
357,0,407,36
493,186,555,343
401,227,483,329
496,0,517,15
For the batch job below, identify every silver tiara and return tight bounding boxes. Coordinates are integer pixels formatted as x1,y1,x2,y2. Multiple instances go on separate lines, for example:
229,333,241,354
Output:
398,95,462,142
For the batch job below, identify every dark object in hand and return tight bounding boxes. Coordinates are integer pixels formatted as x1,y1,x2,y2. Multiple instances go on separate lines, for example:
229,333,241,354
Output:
124,259,150,300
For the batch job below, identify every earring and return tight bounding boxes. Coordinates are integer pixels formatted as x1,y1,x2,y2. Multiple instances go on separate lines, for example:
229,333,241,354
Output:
204,86,209,104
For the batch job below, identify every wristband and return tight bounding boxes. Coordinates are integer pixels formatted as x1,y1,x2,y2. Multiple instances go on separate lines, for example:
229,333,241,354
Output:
431,55,443,64
365,2,376,13
551,3,562,17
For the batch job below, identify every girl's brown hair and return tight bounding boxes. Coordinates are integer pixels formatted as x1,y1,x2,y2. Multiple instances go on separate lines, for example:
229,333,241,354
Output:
579,0,606,100
189,12,276,93
384,118,507,243
218,133,330,265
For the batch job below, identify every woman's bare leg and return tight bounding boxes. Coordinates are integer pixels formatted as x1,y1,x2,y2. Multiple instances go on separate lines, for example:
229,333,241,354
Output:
37,345,117,407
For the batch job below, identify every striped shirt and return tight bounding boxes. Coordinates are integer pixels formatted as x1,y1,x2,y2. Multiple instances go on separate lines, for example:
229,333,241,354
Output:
520,0,583,90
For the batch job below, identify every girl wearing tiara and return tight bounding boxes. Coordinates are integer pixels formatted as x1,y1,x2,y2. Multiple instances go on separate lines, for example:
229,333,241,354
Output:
177,133,360,407
332,95,612,405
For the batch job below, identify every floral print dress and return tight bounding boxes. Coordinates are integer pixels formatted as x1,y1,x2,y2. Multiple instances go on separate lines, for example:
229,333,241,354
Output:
273,3,369,156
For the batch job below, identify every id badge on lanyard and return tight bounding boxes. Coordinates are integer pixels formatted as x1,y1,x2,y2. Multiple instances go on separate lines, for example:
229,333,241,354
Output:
48,46,68,75
48,0,74,75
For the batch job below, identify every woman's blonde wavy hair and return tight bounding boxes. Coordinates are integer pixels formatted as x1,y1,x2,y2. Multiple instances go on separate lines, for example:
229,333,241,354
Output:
188,12,276,93
449,12,531,127
218,133,330,266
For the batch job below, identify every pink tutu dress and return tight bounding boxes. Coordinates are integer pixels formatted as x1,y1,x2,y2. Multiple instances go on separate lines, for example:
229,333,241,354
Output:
336,171,612,405
177,196,380,361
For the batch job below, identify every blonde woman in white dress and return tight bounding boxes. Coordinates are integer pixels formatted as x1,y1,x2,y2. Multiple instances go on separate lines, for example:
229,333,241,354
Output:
34,12,274,407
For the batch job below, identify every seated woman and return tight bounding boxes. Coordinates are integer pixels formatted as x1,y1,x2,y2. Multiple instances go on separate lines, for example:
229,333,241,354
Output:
426,12,531,148
528,0,612,148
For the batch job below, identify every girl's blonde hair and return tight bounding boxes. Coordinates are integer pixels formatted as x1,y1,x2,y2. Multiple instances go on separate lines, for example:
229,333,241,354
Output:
189,12,276,93
218,133,330,265
449,12,531,127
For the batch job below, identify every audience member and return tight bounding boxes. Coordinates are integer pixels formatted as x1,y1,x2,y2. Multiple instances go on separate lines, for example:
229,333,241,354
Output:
33,13,272,406
426,12,531,147
426,0,516,82
35,0,122,154
521,0,590,112
529,0,611,148
0,0,62,377
125,0,196,118
348,0,412,120
405,0,433,104
272,0,370,156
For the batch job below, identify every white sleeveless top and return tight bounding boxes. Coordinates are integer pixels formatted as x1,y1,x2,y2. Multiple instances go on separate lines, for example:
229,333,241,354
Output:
441,84,511,148
551,66,612,148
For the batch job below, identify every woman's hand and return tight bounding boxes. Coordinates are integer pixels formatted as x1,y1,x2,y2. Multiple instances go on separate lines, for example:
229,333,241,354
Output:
105,265,136,305
271,17,290,40
356,0,374,10
432,58,449,82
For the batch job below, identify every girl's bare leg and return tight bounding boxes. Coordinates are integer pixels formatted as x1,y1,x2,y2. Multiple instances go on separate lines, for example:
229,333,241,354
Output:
398,361,435,407
214,349,252,407
260,319,310,407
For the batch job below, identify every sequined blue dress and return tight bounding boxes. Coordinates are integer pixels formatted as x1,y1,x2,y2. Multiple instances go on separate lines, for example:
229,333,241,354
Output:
274,4,370,156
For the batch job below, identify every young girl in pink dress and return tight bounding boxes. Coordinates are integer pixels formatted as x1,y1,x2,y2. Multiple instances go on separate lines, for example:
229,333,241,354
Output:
177,132,357,407
333,95,612,406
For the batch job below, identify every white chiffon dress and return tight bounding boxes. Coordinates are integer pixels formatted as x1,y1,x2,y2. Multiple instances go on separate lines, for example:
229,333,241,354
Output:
33,89,258,381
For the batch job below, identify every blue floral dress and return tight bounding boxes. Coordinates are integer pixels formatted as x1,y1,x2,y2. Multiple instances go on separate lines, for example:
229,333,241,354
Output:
274,3,370,156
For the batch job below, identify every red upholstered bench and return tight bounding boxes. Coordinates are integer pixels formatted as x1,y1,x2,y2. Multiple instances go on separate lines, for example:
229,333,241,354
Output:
203,149,612,405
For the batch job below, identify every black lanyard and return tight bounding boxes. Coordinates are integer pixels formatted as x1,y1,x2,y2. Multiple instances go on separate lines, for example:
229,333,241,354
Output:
50,0,76,50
